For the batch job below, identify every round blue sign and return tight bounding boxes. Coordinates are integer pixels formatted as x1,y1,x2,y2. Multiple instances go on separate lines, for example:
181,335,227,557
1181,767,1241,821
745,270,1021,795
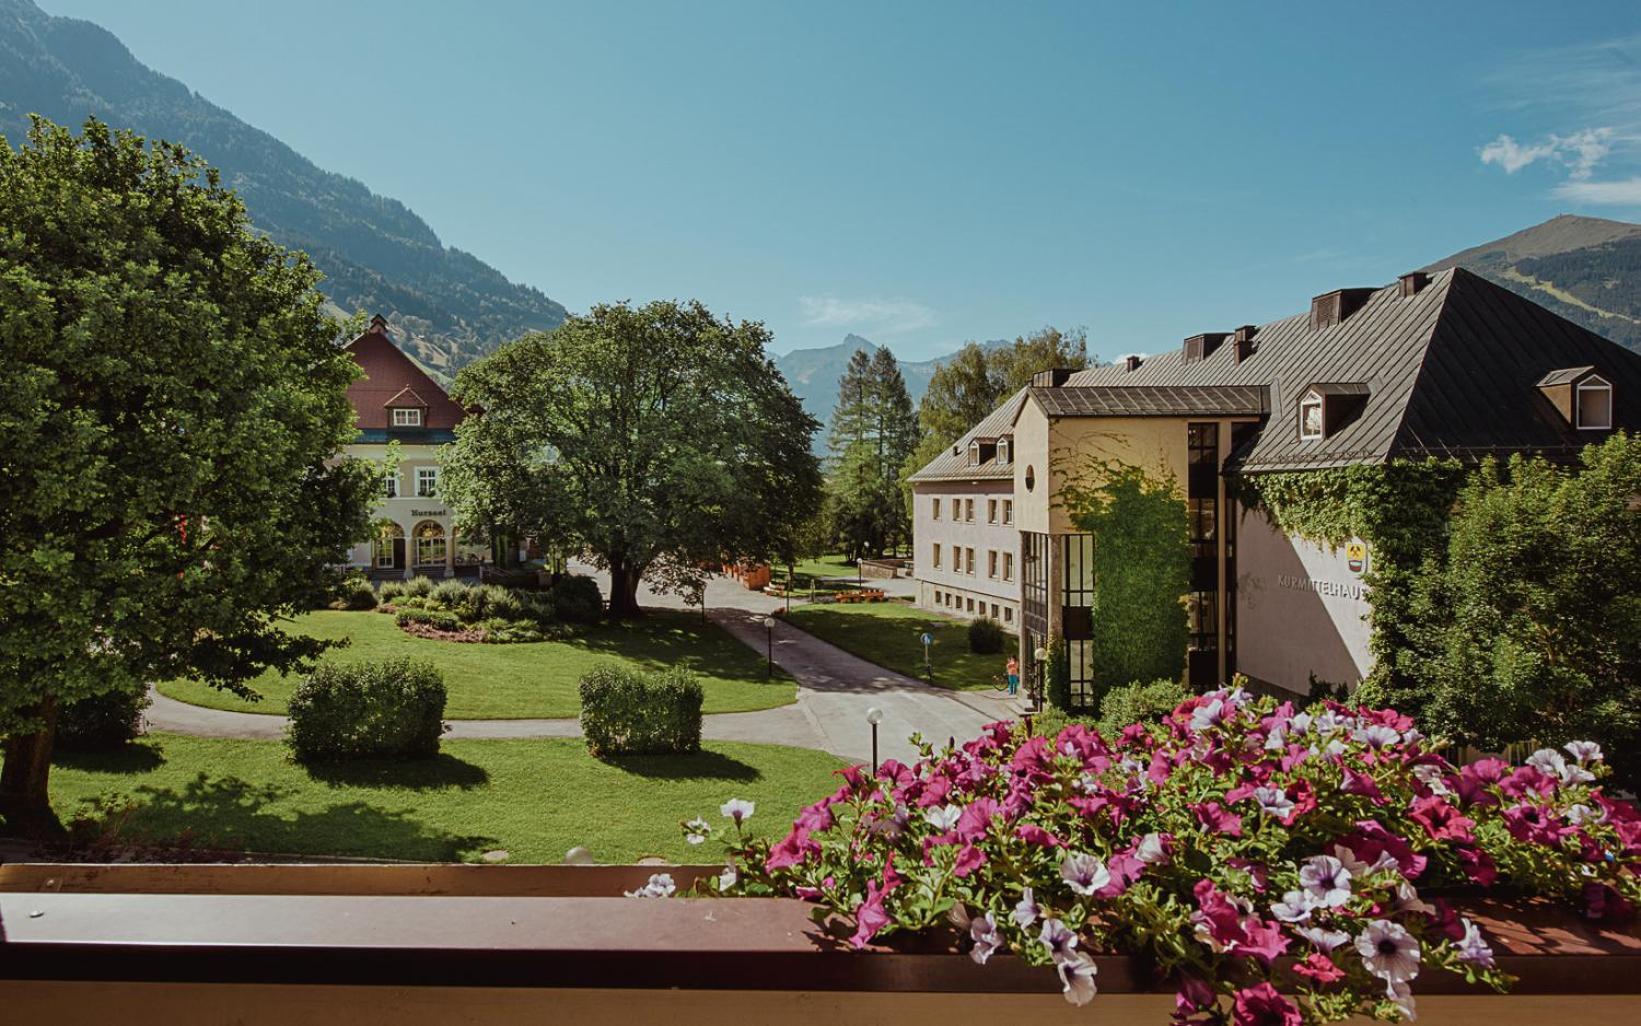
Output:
919,632,933,646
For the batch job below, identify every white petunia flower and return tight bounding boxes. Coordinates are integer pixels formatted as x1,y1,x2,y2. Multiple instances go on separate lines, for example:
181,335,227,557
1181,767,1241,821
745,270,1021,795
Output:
717,865,738,891
684,817,711,845
923,803,962,831
1272,889,1315,923
969,912,1003,965
1296,925,1350,953
625,872,676,899
1012,886,1039,928
720,799,755,825
1564,740,1604,764
1254,786,1295,818
1300,855,1353,908
1060,852,1112,896
1455,917,1494,968
1057,953,1099,1006
1039,918,1080,963
1135,832,1168,865
1356,919,1421,983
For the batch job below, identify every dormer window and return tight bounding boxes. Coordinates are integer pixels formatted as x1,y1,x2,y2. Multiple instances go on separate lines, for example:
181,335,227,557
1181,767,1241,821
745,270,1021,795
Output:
392,407,423,427
1576,375,1613,430
1299,390,1324,441
968,442,981,466
997,438,1010,464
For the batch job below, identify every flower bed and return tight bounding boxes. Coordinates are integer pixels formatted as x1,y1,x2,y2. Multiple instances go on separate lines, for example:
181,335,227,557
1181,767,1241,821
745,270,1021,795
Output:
683,687,1641,1024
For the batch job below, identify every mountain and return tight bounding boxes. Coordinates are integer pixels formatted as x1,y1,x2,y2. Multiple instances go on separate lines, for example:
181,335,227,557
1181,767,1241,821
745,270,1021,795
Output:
0,0,566,376
1426,214,1641,352
774,334,1009,451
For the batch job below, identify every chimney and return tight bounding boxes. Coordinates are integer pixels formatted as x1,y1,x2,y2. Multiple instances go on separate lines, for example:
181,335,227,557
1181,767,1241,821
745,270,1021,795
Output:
370,314,389,332
1233,325,1257,363
1031,367,1076,388
1309,288,1377,330
1182,332,1228,363
1398,271,1430,298
1124,355,1143,373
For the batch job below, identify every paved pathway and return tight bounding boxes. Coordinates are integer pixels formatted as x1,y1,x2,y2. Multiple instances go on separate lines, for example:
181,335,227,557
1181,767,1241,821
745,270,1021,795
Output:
146,569,1018,764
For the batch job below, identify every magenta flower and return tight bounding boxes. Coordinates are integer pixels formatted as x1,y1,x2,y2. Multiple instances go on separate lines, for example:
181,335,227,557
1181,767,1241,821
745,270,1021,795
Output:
1232,982,1303,1026
1193,801,1244,837
1293,952,1347,985
764,826,818,870
953,844,986,878
849,879,892,949
1408,795,1474,842
954,797,999,843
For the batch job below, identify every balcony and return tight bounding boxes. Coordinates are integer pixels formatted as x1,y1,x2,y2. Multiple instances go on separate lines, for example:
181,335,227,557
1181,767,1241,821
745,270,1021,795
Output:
3,862,1638,1025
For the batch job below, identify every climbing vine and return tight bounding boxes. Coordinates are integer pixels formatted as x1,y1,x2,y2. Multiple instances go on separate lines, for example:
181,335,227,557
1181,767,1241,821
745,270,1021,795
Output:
1230,459,1466,696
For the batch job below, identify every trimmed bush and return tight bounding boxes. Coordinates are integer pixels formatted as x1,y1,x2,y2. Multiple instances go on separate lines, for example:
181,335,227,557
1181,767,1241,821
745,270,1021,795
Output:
336,576,378,611
1096,678,1190,733
377,580,407,604
394,607,460,632
550,574,604,625
56,687,151,752
967,616,1005,654
286,658,447,762
429,578,473,614
399,575,435,599
579,663,703,757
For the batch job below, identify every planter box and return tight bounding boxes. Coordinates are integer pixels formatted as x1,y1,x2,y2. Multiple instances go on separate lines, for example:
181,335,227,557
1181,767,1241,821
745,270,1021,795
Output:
2,863,1639,1025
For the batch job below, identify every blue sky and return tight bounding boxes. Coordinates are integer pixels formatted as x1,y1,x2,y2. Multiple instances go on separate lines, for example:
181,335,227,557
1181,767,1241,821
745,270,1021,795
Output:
41,1,1641,360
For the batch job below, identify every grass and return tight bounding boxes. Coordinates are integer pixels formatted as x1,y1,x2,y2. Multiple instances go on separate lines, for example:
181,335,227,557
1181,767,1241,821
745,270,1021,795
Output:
156,609,795,719
782,601,1016,691
50,733,846,864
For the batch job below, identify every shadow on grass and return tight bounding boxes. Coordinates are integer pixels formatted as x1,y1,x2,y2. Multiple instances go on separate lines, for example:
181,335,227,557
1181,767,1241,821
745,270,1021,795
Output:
90,772,495,862
53,740,168,774
572,611,767,679
605,748,763,782
302,753,490,791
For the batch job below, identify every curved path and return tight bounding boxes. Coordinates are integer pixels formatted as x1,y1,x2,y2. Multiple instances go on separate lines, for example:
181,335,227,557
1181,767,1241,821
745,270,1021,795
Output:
146,573,1020,764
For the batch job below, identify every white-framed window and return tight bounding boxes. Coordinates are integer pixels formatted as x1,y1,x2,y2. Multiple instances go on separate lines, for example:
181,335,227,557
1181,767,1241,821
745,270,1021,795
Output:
987,550,998,578
1299,389,1324,441
968,442,980,466
1002,552,1014,581
931,543,941,570
1002,499,1013,525
931,497,941,520
392,407,423,427
987,499,997,524
1576,376,1614,430
383,470,399,498
416,467,439,498
965,499,975,523
965,547,976,575
998,439,1010,464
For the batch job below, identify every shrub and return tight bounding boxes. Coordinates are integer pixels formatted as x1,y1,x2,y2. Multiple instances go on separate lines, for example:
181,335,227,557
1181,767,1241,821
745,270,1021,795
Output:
286,658,447,762
1095,677,1189,733
967,616,1005,654
578,663,702,757
394,607,460,632
429,578,474,615
550,574,604,625
399,575,435,599
377,580,407,604
703,688,1641,1023
55,687,152,752
335,576,378,611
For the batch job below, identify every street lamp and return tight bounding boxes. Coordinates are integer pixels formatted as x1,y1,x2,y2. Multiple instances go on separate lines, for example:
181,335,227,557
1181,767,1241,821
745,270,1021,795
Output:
918,631,934,681
760,615,774,677
866,706,884,772
1032,645,1049,714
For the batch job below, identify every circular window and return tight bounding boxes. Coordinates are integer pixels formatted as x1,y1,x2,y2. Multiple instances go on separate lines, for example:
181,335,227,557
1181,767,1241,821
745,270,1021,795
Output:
1024,465,1036,492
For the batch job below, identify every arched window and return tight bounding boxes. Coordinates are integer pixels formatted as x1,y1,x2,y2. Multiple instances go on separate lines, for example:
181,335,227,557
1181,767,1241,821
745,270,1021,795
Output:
413,520,447,567
371,520,404,568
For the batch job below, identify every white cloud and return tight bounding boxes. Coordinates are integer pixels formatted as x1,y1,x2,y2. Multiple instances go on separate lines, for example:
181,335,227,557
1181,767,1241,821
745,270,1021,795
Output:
1479,127,1613,179
1553,176,1641,206
797,295,937,334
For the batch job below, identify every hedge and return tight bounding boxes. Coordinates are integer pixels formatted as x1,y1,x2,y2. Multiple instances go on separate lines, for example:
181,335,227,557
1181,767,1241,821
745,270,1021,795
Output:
578,663,703,758
56,687,151,752
286,658,448,762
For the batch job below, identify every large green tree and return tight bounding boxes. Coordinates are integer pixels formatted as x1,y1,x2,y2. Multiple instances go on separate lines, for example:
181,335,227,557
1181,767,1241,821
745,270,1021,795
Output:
825,345,917,559
0,119,376,831
1384,435,1641,786
442,300,822,618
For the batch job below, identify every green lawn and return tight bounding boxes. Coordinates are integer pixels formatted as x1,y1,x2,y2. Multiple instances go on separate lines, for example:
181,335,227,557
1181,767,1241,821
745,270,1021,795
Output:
156,610,795,719
783,602,1016,691
783,554,858,580
50,733,846,863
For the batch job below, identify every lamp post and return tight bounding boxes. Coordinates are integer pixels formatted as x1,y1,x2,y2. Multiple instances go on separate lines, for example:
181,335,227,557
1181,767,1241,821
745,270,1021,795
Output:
866,706,884,772
918,631,934,681
760,615,774,677
1032,645,1049,713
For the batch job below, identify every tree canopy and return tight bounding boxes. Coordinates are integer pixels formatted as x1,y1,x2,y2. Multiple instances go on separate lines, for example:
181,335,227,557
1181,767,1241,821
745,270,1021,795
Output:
824,345,917,560
443,300,822,617
0,118,377,830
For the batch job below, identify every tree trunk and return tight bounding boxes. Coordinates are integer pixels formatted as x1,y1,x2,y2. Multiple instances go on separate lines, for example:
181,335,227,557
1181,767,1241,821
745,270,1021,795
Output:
606,555,645,619
0,696,64,837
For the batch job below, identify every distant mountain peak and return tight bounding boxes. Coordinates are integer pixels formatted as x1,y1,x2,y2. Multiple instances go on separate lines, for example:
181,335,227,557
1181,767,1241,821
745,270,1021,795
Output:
1427,213,1641,271
0,0,565,375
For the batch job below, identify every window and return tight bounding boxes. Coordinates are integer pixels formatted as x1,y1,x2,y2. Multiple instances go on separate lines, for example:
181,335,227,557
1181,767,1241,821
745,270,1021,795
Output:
987,550,998,578
998,439,1010,464
965,499,975,523
991,603,1000,619
1577,376,1614,430
392,407,423,427
1299,390,1324,440
931,543,941,570
383,470,399,498
931,497,941,520
966,597,975,613
413,520,446,567
934,589,942,604
1002,499,1013,525
965,547,976,575
1003,606,1013,623
968,442,981,466
987,499,998,524
1003,552,1014,581
416,467,439,498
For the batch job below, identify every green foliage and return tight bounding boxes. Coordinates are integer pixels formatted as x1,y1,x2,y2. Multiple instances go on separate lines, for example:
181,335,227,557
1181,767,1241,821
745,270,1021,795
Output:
394,608,461,633
336,577,379,611
578,664,704,758
827,345,919,559
1060,460,1190,698
445,300,822,617
0,118,377,819
55,688,153,753
1097,678,1191,732
377,580,408,604
399,576,436,599
967,617,1006,655
1386,436,1641,788
548,574,604,625
1044,635,1072,711
286,659,448,763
